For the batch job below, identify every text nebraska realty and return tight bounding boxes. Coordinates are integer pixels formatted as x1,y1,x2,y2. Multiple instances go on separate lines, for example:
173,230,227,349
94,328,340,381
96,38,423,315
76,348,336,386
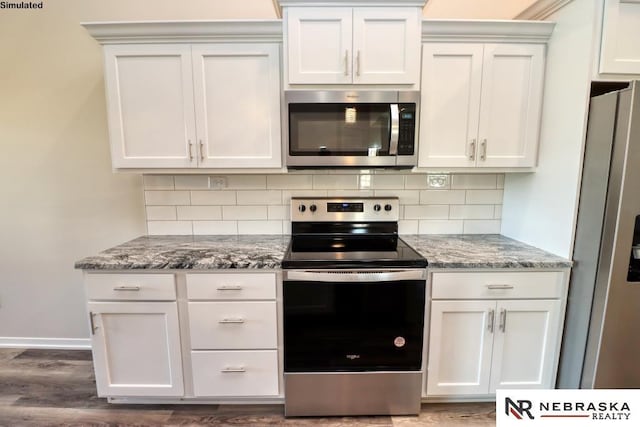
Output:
0,1,43,9
507,397,632,421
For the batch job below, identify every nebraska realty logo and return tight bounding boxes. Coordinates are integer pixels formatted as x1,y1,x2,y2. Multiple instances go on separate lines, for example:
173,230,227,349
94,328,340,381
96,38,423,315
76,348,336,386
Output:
497,390,638,426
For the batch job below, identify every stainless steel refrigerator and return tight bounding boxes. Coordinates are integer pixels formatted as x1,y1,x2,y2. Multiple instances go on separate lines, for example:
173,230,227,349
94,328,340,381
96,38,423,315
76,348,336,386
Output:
557,81,640,388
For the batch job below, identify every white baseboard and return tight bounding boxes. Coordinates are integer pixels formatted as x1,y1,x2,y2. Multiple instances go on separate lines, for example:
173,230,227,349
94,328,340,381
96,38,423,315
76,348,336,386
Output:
0,337,91,350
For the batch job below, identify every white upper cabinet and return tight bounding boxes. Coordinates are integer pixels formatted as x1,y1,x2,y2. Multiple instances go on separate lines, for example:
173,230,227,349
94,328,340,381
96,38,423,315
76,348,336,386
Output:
285,5,422,86
86,22,283,170
600,0,640,74
192,44,282,168
418,21,553,170
104,45,197,168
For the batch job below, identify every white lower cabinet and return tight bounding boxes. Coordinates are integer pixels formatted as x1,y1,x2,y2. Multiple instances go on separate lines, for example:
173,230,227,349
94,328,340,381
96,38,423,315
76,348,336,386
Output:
425,271,566,398
88,296,184,397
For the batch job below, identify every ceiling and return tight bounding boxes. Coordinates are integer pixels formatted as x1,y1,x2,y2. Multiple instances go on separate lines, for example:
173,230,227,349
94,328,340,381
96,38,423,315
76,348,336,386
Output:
423,0,539,20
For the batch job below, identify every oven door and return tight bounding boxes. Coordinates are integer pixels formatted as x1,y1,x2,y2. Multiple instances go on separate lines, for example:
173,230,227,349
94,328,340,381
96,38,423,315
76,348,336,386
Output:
283,269,426,373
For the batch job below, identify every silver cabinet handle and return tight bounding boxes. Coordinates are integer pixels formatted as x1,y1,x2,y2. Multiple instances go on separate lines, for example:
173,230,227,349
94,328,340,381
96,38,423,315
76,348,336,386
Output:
480,139,487,161
219,318,245,324
487,284,515,290
199,140,204,162
113,286,140,291
499,308,507,332
488,309,495,333
188,140,193,161
356,50,361,76
469,139,476,161
344,50,349,76
216,285,243,291
89,312,98,335
221,367,246,373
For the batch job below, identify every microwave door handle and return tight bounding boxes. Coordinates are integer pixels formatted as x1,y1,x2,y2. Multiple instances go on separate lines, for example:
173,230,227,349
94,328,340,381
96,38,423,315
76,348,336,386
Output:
389,104,399,155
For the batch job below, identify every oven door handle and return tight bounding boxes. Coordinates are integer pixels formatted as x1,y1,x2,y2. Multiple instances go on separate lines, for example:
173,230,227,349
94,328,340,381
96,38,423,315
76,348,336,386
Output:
284,270,425,282
389,104,400,155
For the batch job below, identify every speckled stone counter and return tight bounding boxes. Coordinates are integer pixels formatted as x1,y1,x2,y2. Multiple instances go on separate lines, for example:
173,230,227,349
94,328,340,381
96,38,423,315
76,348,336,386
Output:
75,235,289,270
401,234,572,269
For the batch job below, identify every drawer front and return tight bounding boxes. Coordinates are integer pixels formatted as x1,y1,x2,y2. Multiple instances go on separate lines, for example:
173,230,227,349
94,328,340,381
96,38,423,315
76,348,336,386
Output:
191,350,279,397
186,273,276,300
86,274,176,301
431,271,564,300
188,301,277,349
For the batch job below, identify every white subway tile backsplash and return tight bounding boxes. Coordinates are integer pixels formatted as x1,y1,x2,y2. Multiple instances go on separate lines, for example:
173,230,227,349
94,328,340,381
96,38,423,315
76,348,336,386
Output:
236,190,282,205
143,175,174,190
226,175,267,189
404,205,449,220
267,175,313,189
418,220,464,234
175,175,209,190
193,221,238,235
451,174,497,189
463,220,501,234
177,206,222,221
145,173,505,235
465,190,504,205
222,205,268,221
313,175,358,189
420,190,466,205
238,220,283,235
405,174,429,189
450,205,495,220
146,206,177,221
147,221,192,235
145,191,190,205
268,205,290,220
191,191,236,206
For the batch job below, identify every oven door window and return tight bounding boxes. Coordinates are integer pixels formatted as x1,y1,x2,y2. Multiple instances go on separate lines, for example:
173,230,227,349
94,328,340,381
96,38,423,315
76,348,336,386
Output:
284,280,425,372
289,104,391,156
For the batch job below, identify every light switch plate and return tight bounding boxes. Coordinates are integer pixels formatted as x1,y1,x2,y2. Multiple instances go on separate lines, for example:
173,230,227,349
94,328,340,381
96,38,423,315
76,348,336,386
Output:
427,174,450,189
209,176,227,189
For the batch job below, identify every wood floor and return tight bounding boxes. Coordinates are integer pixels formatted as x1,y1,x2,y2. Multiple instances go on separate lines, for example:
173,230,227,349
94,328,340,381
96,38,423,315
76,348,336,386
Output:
0,349,495,426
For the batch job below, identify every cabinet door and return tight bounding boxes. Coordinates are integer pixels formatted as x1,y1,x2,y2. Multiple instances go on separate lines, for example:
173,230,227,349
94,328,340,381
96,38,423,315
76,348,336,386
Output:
418,43,483,167
88,302,184,397
489,299,561,392
103,45,196,168
426,300,495,396
286,7,352,84
600,0,640,74
352,8,421,85
477,44,544,168
192,44,282,169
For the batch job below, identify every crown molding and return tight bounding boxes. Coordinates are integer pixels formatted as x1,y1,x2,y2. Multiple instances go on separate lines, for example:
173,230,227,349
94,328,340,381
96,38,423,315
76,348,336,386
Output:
515,0,574,20
276,0,426,6
82,20,283,44
422,19,555,43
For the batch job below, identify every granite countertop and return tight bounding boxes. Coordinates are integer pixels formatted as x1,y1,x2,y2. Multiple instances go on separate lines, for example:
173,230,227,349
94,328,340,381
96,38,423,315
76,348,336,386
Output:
75,235,289,270
401,234,572,269
75,234,571,271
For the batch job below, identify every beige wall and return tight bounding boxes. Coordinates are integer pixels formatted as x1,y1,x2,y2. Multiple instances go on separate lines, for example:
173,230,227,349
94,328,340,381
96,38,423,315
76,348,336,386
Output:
0,0,277,345
424,0,535,19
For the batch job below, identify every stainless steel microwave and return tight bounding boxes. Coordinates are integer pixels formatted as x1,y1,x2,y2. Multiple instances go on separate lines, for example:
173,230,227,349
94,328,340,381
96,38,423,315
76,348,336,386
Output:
285,91,419,168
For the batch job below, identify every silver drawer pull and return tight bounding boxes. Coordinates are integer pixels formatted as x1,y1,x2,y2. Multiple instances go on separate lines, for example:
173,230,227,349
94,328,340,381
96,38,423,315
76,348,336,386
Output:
113,286,141,291
219,318,245,324
217,286,243,291
221,367,245,373
486,284,514,290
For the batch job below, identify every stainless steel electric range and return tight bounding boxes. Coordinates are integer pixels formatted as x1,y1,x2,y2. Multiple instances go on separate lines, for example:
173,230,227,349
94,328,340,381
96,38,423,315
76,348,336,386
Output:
282,197,427,417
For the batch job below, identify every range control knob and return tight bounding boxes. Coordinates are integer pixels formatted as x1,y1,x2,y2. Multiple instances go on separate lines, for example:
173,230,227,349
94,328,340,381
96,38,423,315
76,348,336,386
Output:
298,204,306,213
309,204,317,213
384,204,393,212
373,204,382,212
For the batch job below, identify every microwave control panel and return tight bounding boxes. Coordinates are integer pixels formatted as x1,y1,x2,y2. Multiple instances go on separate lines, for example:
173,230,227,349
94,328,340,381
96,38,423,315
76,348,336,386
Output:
398,104,416,155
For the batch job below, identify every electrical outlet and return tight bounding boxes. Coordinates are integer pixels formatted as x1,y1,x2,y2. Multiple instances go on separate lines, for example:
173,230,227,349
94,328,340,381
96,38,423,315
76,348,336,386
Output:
209,176,227,189
427,174,450,189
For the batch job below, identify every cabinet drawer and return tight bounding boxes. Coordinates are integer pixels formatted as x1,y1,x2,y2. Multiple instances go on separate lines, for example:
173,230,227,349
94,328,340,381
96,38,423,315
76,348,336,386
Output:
191,350,279,397
431,271,564,300
188,301,277,349
86,274,176,301
186,273,276,300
